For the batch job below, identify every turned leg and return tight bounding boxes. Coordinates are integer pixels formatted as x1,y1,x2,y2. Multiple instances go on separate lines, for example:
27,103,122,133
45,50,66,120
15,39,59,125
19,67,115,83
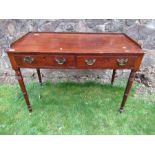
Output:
119,70,136,113
111,69,116,85
15,68,32,112
36,68,42,85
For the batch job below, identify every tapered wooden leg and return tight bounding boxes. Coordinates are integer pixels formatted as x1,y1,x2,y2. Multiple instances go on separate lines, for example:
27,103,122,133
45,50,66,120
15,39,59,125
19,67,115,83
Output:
36,68,42,85
15,68,32,112
111,69,116,85
119,70,136,113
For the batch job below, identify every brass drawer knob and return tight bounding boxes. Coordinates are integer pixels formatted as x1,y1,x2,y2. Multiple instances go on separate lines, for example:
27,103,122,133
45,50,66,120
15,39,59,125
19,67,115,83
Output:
85,59,96,65
117,58,128,66
55,58,66,65
23,56,34,64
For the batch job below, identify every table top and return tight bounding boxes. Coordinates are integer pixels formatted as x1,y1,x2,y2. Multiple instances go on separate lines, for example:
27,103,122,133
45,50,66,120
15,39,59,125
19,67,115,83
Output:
7,32,143,54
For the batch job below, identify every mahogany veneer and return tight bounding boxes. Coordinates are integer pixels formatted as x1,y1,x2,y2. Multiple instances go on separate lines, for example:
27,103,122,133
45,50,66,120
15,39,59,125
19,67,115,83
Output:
6,32,144,113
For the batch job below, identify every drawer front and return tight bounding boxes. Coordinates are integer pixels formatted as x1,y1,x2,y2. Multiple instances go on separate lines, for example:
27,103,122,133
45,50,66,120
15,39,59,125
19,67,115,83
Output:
14,55,75,68
77,56,137,69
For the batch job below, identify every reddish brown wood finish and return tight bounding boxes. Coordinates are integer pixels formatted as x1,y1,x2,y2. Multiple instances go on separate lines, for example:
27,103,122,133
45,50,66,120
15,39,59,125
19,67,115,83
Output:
14,54,75,68
7,32,144,112
119,70,136,112
15,68,32,112
8,32,142,54
76,55,137,69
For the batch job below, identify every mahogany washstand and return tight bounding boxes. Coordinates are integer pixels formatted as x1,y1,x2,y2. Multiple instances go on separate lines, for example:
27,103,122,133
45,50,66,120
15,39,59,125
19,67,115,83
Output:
6,32,144,113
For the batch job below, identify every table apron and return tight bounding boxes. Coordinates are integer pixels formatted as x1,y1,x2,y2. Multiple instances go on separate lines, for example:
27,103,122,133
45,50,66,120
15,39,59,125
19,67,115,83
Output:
13,54,139,70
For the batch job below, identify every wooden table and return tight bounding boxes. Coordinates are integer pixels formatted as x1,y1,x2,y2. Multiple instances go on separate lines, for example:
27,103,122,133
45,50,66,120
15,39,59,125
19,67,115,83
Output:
6,32,144,113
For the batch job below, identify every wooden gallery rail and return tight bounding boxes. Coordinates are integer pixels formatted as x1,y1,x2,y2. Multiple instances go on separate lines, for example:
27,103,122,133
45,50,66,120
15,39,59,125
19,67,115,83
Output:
6,32,144,113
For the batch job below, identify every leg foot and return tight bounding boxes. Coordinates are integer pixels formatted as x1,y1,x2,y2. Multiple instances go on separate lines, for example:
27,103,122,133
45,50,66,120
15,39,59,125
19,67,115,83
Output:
119,107,124,113
28,106,32,112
